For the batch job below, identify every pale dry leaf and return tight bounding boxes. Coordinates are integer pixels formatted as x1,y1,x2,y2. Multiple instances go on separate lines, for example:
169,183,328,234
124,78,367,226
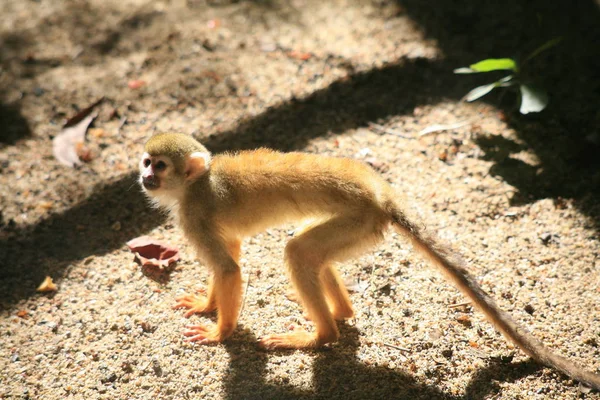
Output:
37,276,58,292
53,111,98,167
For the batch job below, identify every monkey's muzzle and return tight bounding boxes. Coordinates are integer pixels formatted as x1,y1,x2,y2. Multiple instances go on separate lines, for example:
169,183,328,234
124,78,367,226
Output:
142,175,160,190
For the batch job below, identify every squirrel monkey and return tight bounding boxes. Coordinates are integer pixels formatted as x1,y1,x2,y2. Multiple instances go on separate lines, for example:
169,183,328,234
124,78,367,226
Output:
139,132,600,389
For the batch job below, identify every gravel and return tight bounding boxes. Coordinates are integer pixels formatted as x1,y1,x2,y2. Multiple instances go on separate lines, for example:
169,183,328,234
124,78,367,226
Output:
1,1,600,399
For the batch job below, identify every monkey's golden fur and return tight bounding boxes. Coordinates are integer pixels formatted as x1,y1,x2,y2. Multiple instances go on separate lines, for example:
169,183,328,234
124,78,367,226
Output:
140,132,600,390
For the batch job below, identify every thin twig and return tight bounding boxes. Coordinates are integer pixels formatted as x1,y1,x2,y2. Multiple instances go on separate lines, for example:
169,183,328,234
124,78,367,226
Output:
448,301,471,309
419,121,470,137
367,122,414,139
383,343,411,353
117,116,128,133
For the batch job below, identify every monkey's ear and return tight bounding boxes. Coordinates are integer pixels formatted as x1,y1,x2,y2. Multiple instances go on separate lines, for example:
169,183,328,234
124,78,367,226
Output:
185,152,211,181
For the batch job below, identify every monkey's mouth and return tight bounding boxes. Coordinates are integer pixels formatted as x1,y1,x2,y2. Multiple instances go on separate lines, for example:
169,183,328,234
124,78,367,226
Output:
142,176,160,190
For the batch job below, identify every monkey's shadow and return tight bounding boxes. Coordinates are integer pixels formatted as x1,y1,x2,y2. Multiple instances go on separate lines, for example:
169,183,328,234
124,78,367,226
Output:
221,324,543,400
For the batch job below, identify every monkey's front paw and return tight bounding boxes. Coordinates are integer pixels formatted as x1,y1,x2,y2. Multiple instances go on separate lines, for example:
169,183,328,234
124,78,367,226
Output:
258,331,319,350
183,324,224,344
173,292,215,318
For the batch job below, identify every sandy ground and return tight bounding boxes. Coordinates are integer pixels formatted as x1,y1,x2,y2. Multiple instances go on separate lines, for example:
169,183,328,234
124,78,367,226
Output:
1,0,600,399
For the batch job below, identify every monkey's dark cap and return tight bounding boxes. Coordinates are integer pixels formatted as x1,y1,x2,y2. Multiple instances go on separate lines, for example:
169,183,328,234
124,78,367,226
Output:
145,132,207,158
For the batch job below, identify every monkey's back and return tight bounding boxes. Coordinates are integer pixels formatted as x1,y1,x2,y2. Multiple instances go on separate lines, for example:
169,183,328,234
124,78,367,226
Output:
206,149,392,236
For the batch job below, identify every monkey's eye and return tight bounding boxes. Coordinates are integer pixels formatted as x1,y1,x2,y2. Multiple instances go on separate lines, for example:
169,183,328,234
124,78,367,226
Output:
154,160,167,172
143,158,151,168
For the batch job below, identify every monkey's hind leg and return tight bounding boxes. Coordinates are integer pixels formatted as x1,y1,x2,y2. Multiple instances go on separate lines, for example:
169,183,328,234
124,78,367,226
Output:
259,213,385,350
321,265,354,320
286,265,353,321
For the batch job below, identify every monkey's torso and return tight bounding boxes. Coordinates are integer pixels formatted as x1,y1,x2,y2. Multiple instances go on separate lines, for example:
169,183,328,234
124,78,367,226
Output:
181,149,393,238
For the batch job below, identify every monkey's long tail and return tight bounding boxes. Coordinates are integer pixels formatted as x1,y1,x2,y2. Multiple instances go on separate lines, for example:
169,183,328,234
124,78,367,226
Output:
391,211,600,390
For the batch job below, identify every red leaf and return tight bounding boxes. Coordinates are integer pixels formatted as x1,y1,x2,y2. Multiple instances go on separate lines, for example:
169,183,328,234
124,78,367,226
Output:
127,80,146,90
207,18,221,29
287,50,312,61
126,236,180,269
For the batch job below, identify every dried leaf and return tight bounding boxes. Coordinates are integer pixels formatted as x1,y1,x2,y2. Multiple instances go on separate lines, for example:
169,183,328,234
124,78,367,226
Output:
126,236,180,269
53,99,103,167
128,80,146,90
207,18,221,29
287,50,312,61
53,113,96,166
37,276,58,292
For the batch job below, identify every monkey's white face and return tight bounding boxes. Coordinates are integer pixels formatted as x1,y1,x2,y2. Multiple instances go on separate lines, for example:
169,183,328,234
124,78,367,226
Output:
139,152,185,208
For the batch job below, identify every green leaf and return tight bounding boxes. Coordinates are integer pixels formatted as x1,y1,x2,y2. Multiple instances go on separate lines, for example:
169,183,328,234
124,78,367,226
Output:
454,67,476,74
519,84,549,114
464,83,498,102
469,58,517,73
496,75,515,87
463,75,514,102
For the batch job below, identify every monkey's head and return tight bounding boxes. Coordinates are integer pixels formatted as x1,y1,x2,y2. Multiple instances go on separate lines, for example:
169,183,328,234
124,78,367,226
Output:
139,133,211,205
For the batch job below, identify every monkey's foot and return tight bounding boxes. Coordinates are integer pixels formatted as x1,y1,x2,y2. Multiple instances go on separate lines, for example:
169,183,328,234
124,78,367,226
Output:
331,307,354,321
183,324,226,344
258,331,324,350
173,292,215,318
285,289,300,303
